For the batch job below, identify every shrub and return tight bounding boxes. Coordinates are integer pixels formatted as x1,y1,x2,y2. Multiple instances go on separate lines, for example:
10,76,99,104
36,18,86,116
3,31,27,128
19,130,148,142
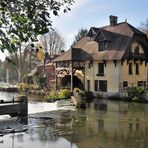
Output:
137,87,144,94
59,89,71,99
19,83,39,93
73,88,86,97
126,87,145,102
44,90,59,102
73,87,81,93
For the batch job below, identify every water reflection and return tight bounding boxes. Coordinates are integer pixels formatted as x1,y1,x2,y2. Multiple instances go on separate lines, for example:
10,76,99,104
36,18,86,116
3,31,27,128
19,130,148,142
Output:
47,100,148,148
0,97,148,148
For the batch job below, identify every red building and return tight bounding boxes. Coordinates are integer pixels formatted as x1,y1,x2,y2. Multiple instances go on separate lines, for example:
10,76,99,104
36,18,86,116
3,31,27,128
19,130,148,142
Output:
36,54,59,89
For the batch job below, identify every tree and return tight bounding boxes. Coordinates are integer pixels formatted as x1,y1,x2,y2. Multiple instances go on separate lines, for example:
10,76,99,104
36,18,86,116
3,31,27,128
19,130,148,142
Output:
0,60,5,81
0,0,74,54
38,29,65,54
140,18,148,36
72,28,88,45
0,0,74,82
3,44,38,83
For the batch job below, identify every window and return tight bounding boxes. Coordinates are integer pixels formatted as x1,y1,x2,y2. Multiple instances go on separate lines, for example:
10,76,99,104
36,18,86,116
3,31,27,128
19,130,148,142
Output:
138,81,146,87
87,80,90,92
138,81,143,87
131,41,144,55
98,63,104,76
135,63,139,74
144,81,146,87
128,63,132,74
88,61,93,68
94,80,98,91
134,46,139,55
99,42,104,51
99,41,108,51
99,80,107,92
104,41,109,49
123,81,128,87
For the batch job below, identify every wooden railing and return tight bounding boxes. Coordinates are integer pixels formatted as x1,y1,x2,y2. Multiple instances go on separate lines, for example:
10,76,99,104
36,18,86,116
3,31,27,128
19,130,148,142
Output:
0,96,28,116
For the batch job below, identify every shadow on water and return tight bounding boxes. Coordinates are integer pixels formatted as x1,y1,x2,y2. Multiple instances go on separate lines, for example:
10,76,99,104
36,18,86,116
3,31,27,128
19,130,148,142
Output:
0,116,28,136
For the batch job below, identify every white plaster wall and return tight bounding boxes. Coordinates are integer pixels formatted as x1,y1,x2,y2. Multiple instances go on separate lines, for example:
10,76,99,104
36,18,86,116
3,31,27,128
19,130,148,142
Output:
120,60,147,86
85,60,120,93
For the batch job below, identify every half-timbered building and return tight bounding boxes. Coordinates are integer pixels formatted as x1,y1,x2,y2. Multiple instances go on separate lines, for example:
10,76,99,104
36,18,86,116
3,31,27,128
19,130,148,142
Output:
53,16,148,93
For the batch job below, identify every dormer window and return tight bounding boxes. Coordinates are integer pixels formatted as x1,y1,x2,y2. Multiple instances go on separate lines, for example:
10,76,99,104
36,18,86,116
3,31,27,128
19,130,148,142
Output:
134,46,139,55
131,41,144,55
89,33,96,40
87,27,98,40
98,40,109,51
99,39,104,51
96,29,110,51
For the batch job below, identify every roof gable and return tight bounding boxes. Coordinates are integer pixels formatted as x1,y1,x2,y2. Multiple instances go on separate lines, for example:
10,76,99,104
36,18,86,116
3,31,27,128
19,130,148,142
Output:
87,27,99,38
53,48,93,62
53,19,148,62
102,22,146,37
95,29,114,42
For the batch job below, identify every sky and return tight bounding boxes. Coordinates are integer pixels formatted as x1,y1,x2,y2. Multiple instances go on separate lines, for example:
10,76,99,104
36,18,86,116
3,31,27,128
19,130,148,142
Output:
52,0,148,48
0,0,148,61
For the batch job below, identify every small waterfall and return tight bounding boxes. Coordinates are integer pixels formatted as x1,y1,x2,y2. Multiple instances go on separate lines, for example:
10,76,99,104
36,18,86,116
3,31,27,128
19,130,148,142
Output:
28,101,75,114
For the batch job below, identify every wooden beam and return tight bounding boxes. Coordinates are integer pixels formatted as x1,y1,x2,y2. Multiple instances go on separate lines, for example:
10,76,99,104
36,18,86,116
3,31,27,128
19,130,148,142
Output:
140,59,143,65
55,63,57,90
145,61,147,66
121,60,124,65
113,60,117,67
83,63,85,91
71,61,73,92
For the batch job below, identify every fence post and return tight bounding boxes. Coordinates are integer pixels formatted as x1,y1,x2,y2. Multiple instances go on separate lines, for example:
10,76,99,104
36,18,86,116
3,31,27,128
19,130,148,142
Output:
18,96,28,116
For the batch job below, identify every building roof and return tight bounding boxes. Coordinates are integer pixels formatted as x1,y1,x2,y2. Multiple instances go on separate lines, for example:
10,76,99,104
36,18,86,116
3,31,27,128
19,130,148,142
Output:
53,48,93,62
37,54,59,67
73,31,132,60
102,22,146,37
53,19,148,62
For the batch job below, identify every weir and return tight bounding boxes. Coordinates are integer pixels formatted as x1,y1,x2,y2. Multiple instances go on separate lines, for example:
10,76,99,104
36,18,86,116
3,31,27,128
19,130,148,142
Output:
0,96,28,116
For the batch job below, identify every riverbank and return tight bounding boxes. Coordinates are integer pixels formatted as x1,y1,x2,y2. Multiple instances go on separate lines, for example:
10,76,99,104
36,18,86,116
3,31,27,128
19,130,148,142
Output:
93,88,148,103
13,84,148,106
18,90,148,107
0,83,18,92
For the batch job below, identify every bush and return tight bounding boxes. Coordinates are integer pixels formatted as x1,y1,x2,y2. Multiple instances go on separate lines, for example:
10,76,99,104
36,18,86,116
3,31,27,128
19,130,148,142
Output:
59,89,71,99
19,83,39,93
73,88,86,109
44,90,59,102
126,87,145,102
137,87,144,94
73,88,86,98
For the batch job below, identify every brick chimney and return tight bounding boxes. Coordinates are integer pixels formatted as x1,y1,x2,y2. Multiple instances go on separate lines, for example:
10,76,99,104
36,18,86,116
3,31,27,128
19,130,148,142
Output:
109,15,118,26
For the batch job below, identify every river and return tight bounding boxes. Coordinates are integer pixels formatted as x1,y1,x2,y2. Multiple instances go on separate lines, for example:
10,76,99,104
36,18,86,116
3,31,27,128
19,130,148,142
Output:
0,91,148,148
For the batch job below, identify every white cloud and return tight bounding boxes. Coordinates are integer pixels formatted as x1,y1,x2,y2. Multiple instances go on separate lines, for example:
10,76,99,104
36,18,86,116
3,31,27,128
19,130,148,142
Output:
51,0,92,49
